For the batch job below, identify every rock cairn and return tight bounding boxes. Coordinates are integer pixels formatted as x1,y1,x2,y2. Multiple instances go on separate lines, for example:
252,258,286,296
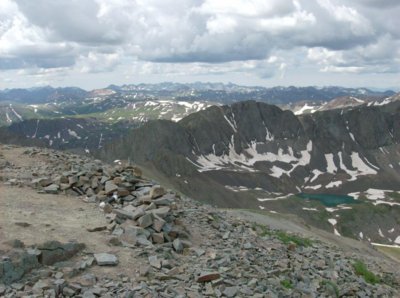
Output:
26,151,187,249
1,145,400,297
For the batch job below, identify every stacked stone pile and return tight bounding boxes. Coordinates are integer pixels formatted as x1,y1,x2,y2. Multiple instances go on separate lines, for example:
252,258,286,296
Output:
1,147,187,248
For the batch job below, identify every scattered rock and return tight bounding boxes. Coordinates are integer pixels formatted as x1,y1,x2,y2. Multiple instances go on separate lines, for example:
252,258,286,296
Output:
1,145,399,298
148,255,162,269
137,213,154,228
105,181,118,195
44,184,59,194
150,186,166,199
173,238,183,253
94,253,118,266
38,241,85,265
223,286,238,297
197,272,221,283
14,222,31,228
86,225,107,232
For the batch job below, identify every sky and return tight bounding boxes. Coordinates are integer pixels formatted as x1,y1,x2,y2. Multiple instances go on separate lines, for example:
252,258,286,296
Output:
0,0,399,90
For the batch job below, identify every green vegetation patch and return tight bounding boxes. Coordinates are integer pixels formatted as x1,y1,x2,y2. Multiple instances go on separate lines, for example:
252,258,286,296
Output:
280,279,293,289
387,192,400,202
353,260,380,284
320,280,339,297
375,245,400,263
251,223,313,247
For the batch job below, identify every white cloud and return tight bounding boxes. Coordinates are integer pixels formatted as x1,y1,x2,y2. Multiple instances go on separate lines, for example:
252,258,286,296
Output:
317,0,373,36
321,65,364,73
0,0,398,89
206,15,237,35
307,34,400,74
77,51,121,73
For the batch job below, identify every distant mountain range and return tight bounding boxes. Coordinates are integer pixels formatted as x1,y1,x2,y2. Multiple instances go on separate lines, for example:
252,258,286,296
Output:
0,86,88,104
0,83,394,105
0,83,396,127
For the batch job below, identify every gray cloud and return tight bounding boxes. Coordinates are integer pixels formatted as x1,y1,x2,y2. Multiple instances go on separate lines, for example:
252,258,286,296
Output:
352,0,400,8
0,0,398,88
14,0,127,44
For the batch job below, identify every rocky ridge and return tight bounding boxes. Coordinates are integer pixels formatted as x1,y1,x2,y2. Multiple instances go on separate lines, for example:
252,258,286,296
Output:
0,145,399,297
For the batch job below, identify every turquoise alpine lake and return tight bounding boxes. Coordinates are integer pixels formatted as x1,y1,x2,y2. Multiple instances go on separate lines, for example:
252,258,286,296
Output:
296,193,358,207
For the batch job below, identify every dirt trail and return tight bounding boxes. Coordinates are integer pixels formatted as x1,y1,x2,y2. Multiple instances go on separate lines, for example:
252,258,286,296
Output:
0,185,106,251
0,184,142,279
0,145,144,279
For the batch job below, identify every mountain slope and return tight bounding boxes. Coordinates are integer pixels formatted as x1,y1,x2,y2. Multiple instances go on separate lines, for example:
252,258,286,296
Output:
99,100,400,244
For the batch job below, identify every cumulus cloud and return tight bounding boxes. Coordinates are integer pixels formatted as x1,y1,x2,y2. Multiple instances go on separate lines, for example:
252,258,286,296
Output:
308,34,400,74
0,0,399,88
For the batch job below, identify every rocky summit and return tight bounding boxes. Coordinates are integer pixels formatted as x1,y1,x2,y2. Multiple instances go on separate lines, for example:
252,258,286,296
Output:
0,144,399,297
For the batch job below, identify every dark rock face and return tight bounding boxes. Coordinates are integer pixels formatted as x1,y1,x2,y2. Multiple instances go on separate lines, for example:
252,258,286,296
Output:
37,241,85,266
104,120,193,163
101,100,400,194
0,250,40,285
0,241,84,285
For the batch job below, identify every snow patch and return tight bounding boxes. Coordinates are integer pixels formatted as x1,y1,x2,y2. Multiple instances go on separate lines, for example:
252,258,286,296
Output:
328,218,337,225
190,138,313,174
294,103,319,115
67,129,81,139
351,152,377,175
9,105,23,121
223,115,237,132
171,115,182,122
373,98,391,106
5,113,12,123
305,184,322,190
364,188,386,201
328,219,341,236
265,127,274,141
257,194,293,201
348,192,360,199
302,207,318,211
325,153,337,173
325,207,338,212
310,169,323,183
32,120,40,138
326,181,342,188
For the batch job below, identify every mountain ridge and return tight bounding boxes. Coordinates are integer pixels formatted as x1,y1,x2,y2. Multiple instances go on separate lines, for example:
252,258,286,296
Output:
97,100,400,244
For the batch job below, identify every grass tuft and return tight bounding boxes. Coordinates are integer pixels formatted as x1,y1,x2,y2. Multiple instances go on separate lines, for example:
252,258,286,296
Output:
353,260,380,284
320,280,339,297
280,279,293,289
